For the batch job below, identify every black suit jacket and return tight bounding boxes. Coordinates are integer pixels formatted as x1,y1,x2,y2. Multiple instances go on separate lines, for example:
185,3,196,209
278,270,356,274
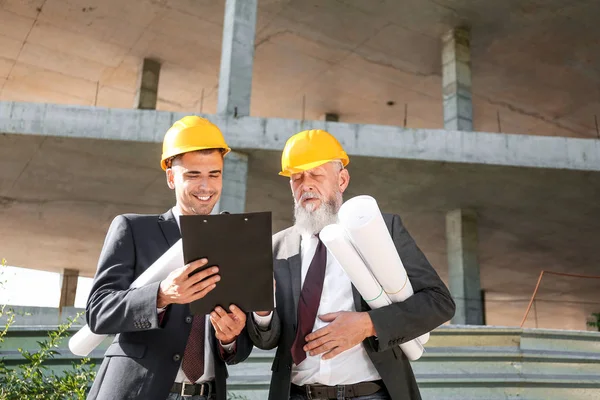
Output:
247,213,455,400
86,210,253,400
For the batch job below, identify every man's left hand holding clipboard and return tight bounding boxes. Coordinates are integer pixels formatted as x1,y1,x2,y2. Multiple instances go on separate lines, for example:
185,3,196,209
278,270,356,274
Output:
157,256,247,344
180,211,275,323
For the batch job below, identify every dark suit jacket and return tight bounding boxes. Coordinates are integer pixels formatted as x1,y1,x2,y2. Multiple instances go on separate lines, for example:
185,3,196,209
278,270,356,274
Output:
247,213,455,400
86,210,253,400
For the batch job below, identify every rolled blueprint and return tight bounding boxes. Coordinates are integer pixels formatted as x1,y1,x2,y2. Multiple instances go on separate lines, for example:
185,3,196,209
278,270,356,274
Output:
320,224,424,360
320,224,390,309
338,195,429,344
68,239,184,356
67,324,106,357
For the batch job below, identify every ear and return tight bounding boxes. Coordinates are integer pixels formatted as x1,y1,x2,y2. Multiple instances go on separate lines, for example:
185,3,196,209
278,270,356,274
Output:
166,168,175,190
338,168,350,193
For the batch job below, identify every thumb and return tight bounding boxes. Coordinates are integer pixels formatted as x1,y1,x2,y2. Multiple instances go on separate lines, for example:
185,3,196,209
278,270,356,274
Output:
318,312,340,322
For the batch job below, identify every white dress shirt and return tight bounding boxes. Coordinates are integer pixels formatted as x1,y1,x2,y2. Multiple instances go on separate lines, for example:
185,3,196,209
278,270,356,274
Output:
254,233,380,385
163,206,233,384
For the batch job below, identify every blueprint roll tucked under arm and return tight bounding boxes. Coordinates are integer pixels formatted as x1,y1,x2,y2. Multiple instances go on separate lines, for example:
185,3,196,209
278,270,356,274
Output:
338,196,414,300
320,224,390,309
68,239,185,356
67,325,106,357
338,195,430,345
320,224,424,361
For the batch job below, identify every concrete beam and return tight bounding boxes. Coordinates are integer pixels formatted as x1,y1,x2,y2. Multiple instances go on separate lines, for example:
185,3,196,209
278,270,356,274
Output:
134,58,161,110
1,101,599,172
217,0,258,117
442,27,472,131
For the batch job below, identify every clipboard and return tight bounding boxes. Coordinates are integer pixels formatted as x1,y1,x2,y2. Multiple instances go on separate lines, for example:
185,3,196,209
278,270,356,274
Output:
180,211,274,315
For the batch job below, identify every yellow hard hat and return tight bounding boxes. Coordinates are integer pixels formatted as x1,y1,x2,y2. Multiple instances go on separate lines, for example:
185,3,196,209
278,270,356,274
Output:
279,129,349,177
160,116,231,170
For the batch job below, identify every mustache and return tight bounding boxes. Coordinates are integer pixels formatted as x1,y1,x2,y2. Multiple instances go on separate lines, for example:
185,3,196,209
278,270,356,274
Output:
297,191,322,201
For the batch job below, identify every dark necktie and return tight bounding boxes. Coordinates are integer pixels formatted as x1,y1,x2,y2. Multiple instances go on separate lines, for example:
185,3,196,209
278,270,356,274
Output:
291,235,327,365
182,315,205,382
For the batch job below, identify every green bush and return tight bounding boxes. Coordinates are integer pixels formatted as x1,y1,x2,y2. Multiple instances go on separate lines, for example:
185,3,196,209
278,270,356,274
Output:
0,258,96,400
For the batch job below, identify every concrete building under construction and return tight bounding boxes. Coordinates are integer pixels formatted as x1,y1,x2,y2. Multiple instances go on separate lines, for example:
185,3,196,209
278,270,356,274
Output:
1,0,600,398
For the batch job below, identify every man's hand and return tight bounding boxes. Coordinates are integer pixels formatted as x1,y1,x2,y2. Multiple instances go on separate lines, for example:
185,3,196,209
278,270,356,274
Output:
157,259,220,308
210,305,247,344
304,311,377,360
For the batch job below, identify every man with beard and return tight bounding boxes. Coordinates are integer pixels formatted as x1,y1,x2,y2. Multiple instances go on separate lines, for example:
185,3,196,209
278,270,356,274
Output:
246,129,455,400
86,116,253,400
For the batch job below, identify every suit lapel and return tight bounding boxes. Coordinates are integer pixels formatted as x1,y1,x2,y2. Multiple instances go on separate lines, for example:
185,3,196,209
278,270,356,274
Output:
158,209,181,248
285,228,302,321
352,285,368,312
289,254,302,320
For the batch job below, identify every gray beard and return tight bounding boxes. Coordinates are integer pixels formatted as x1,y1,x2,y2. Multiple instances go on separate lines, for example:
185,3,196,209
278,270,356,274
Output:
293,193,342,235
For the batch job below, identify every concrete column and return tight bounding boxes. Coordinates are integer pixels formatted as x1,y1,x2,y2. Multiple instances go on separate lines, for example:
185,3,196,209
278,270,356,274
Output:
134,58,161,110
58,268,79,310
217,0,258,117
213,151,248,214
446,209,483,325
214,0,255,214
442,27,472,131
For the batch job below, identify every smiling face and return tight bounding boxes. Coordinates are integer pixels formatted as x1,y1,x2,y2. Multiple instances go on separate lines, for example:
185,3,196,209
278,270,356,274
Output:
290,161,350,234
166,150,223,216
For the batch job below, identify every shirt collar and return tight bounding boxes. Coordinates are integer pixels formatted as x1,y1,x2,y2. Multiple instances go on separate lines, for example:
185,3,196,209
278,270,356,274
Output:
300,232,320,242
171,206,182,229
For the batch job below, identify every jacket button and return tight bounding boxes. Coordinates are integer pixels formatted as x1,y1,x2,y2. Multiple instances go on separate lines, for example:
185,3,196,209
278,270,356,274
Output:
185,316,193,324
173,354,181,362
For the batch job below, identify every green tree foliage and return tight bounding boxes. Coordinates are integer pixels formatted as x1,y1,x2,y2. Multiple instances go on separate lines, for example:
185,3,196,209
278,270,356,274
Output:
0,258,96,400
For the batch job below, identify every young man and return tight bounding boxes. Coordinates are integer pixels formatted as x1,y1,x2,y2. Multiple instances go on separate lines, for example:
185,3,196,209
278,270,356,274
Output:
86,116,253,400
248,129,455,400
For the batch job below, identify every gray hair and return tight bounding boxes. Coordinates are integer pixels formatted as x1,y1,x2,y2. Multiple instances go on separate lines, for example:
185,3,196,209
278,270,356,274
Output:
332,160,344,172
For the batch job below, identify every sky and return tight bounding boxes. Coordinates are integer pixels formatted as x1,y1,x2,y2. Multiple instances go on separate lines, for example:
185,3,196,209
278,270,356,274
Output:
0,265,93,308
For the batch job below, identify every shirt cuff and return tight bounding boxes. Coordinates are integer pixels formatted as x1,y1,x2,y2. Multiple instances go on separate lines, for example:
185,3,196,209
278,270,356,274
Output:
253,312,273,328
219,340,236,353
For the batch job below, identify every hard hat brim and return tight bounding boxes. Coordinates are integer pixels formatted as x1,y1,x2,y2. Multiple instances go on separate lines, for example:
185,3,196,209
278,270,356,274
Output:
161,146,231,170
279,157,349,177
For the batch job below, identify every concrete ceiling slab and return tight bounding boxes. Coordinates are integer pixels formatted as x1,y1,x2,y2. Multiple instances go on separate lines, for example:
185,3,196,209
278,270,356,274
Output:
1,0,599,138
